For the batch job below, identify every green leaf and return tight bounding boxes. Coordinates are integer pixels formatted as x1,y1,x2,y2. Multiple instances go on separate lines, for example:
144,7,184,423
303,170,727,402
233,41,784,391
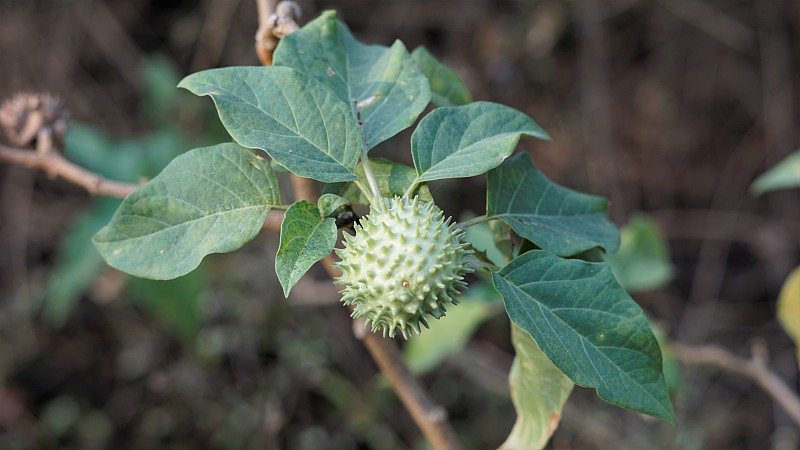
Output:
411,102,549,183
487,153,619,256
606,214,673,293
411,46,472,107
751,150,800,195
492,250,674,422
501,324,574,450
276,201,338,296
93,143,280,280
403,284,498,374
274,11,430,150
777,266,800,366
323,158,433,205
179,66,361,182
43,199,120,327
317,193,349,218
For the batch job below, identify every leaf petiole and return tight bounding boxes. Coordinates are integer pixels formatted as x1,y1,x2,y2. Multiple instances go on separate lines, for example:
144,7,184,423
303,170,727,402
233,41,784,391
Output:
354,179,374,202
402,179,419,199
458,214,494,229
360,150,381,198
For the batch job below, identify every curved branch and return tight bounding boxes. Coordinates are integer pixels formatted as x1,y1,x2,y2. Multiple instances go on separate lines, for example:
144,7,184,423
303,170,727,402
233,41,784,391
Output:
673,342,800,427
0,144,139,198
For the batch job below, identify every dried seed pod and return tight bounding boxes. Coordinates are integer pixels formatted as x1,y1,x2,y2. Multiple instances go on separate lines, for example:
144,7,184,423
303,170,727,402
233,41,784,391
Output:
0,92,69,149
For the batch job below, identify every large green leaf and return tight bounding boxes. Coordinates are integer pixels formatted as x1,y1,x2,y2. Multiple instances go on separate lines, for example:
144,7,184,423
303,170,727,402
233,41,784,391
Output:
750,150,800,195
411,46,472,107
500,324,574,450
273,11,430,150
492,250,674,422
411,102,549,183
93,143,280,280
276,201,338,296
323,158,433,205
179,66,361,182
606,214,673,293
487,153,619,256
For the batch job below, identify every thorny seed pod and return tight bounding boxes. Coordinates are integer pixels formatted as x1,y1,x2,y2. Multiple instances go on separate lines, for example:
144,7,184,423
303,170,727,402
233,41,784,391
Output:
334,196,473,338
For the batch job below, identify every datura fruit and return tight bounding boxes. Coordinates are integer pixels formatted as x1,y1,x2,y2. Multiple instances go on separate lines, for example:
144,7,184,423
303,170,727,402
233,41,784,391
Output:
335,196,473,338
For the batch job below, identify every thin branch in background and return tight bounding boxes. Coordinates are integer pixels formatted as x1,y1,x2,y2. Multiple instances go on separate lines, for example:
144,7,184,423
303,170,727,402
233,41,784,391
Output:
577,1,627,222
190,0,243,71
655,0,756,54
289,172,317,205
76,0,143,87
673,341,800,428
677,127,760,342
0,144,139,198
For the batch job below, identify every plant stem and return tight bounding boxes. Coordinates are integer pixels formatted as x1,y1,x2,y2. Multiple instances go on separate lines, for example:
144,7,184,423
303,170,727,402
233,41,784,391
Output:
361,334,463,450
360,148,381,198
353,179,374,202
403,179,419,199
458,214,494,229
471,263,494,277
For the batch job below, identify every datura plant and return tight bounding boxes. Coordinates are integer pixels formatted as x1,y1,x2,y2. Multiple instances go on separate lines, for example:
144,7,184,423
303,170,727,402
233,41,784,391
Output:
92,10,674,448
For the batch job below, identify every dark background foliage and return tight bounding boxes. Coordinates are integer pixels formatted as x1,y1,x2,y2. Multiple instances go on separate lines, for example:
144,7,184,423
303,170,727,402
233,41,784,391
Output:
0,0,799,448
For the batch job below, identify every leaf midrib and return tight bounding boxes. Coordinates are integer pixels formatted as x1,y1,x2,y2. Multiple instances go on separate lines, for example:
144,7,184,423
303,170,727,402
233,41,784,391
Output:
201,75,357,171
104,205,268,244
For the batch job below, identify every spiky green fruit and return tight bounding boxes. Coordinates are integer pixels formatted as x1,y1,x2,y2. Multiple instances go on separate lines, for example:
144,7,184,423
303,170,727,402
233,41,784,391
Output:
334,197,473,338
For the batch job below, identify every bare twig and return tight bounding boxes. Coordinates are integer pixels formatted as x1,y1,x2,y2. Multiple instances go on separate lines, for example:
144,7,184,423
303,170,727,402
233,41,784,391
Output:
361,336,461,450
77,0,143,86
0,143,140,198
673,342,800,427
578,2,627,221
655,0,756,53
191,0,243,71
289,174,317,205
263,210,283,232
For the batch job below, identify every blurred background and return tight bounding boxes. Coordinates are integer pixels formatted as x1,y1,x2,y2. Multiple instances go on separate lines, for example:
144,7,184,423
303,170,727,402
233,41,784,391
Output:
1,0,799,448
